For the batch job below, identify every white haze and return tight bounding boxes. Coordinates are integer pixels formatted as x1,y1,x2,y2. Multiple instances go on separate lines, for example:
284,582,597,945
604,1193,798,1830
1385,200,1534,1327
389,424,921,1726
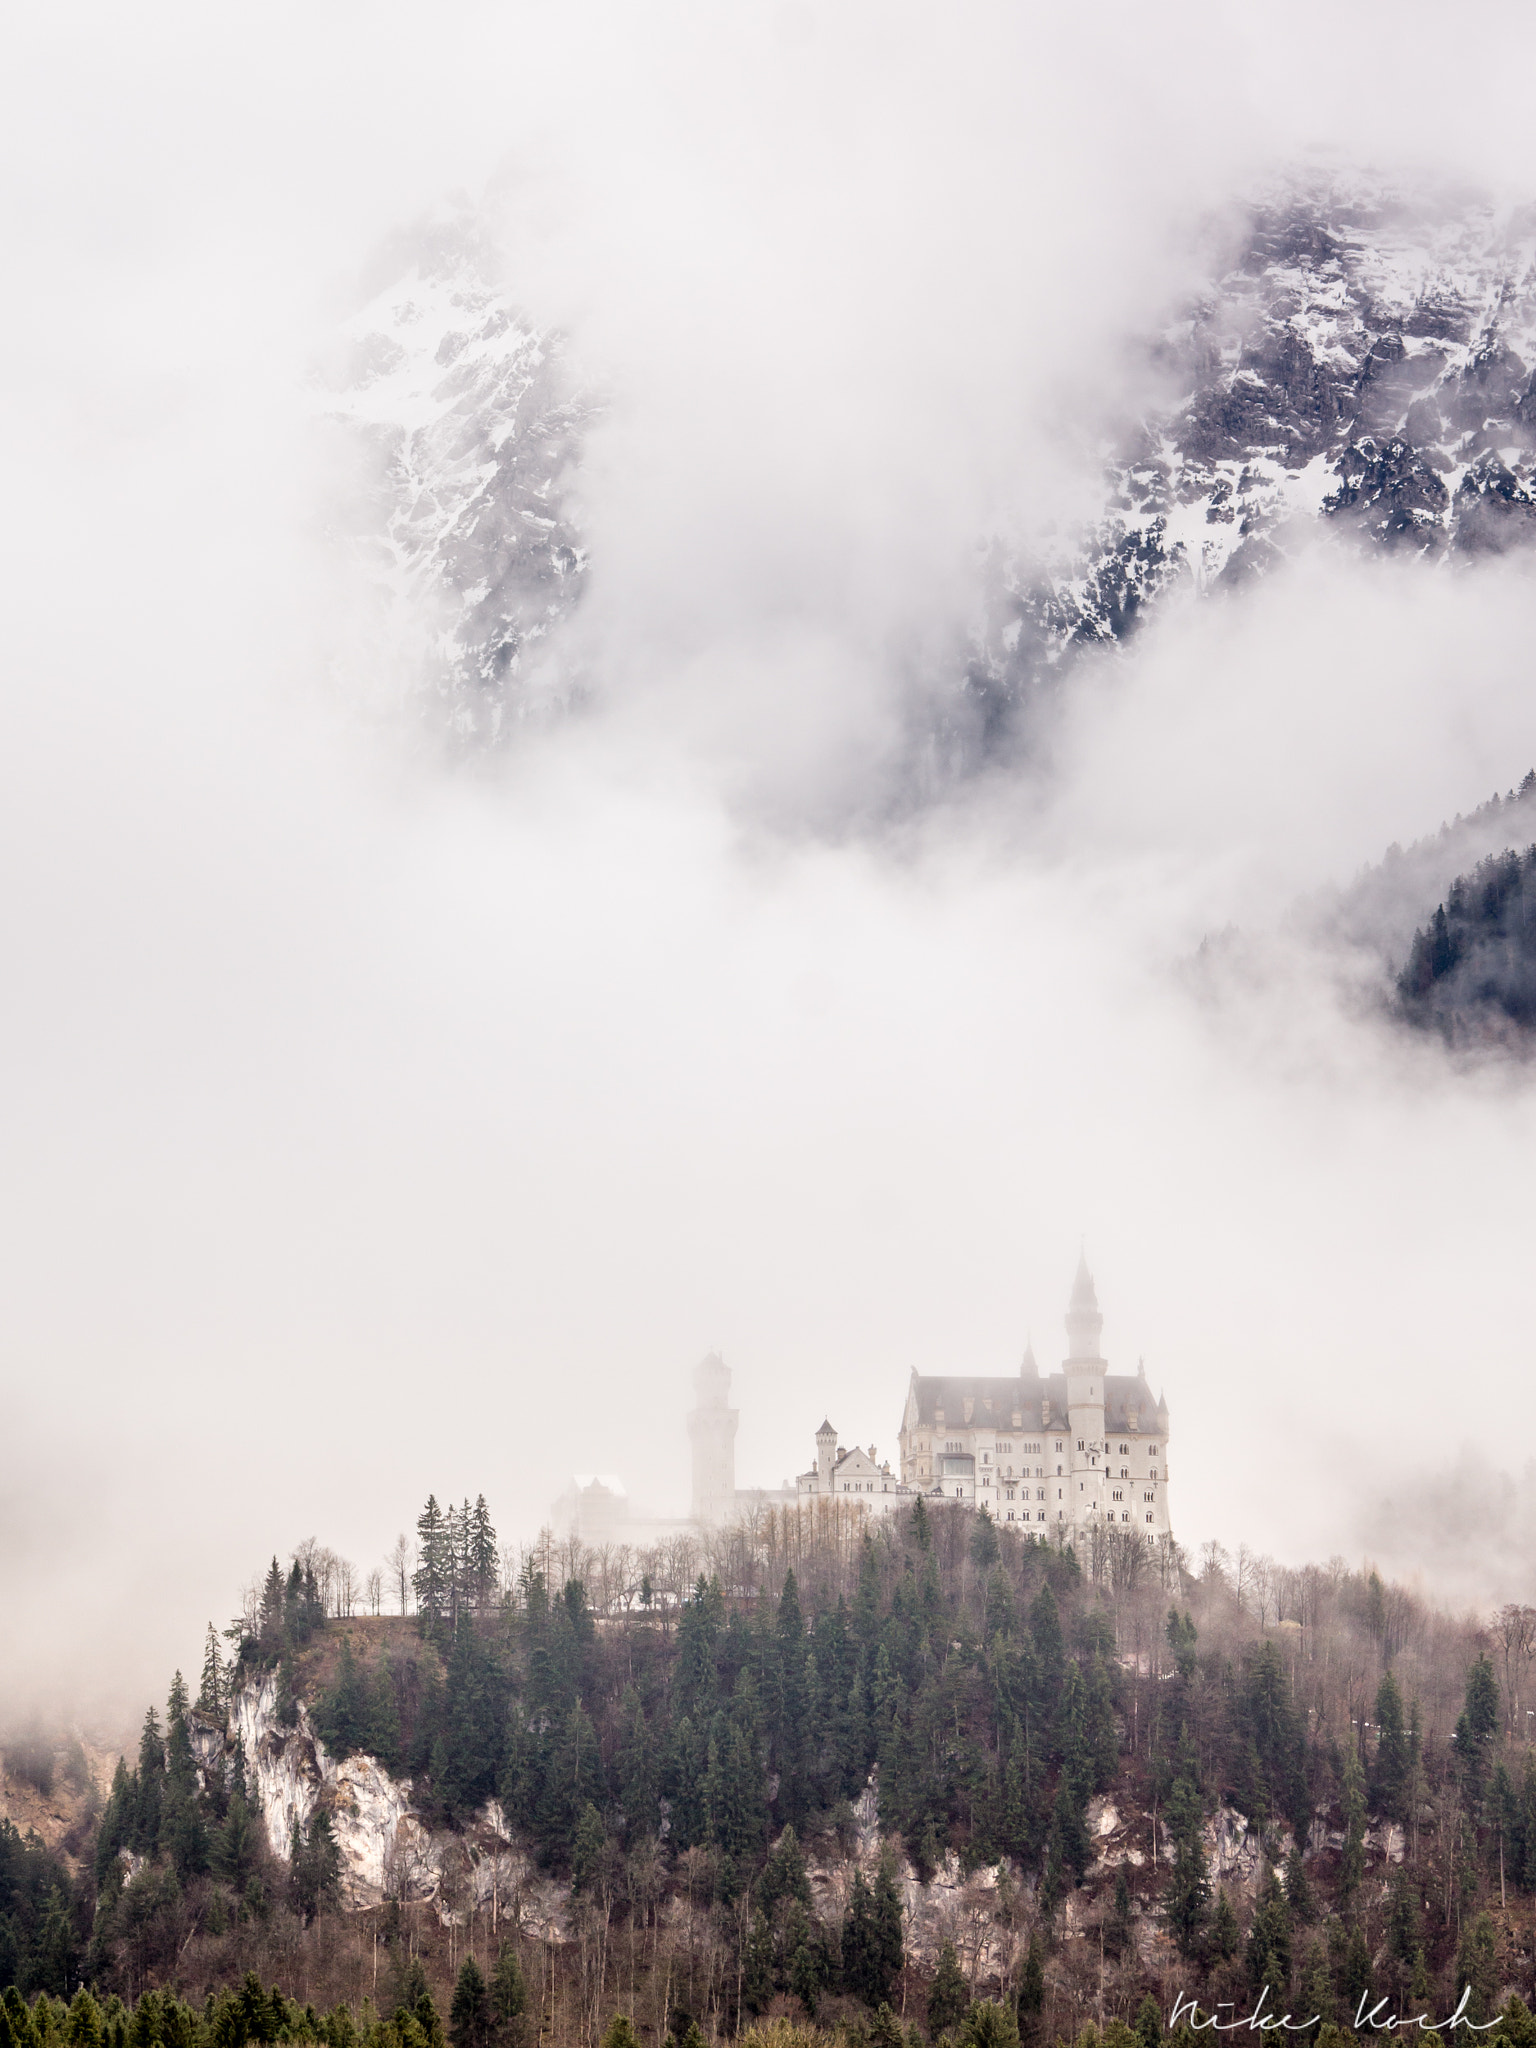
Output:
4,0,1536,1732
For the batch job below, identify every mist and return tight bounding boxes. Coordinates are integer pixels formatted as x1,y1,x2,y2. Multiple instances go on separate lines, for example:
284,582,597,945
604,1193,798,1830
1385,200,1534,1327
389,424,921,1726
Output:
5,0,1536,1737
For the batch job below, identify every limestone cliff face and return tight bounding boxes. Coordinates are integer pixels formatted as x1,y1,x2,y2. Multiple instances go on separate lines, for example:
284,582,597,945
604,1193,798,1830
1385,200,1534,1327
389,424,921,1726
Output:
205,1675,571,1935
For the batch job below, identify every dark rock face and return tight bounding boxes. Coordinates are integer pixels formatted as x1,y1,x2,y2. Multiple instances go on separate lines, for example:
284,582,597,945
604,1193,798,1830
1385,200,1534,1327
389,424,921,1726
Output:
968,176,1536,742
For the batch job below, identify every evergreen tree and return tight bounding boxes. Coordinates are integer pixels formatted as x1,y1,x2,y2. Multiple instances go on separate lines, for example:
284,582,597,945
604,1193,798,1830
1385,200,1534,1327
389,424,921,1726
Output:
468,1497,498,1611
742,1911,774,2014
1245,1868,1293,2000
1133,1996,1162,2048
1456,1658,1501,1813
928,1942,970,2039
958,2004,1019,2048
489,1947,527,2048
1453,1913,1499,2026
601,2024,639,2048
131,1709,165,1858
258,1558,286,1656
1338,1744,1366,1914
970,1508,1000,1572
413,1498,449,1638
197,1627,226,1718
1105,1867,1133,1958
1016,1936,1046,2048
571,1803,606,1894
1372,1672,1410,1823
1210,1888,1239,1964
1164,1776,1209,1957
449,1961,493,2048
1283,1845,1315,1924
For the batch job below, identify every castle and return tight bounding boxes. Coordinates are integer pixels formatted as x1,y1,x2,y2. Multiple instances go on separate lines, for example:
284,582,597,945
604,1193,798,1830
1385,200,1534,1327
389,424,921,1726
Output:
787,1257,1173,1542
571,1257,1173,1546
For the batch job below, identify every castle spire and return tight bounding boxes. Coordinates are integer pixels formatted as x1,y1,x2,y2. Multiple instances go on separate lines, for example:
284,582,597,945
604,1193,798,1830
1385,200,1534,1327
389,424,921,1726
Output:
1065,1251,1104,1362
1021,1333,1039,1376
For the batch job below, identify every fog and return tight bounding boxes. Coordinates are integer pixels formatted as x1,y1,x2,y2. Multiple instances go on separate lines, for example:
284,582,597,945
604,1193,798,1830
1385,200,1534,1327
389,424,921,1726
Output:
4,0,1536,1735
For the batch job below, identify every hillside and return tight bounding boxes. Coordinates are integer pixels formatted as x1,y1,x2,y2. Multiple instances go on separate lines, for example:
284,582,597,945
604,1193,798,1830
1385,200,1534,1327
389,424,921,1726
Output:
6,1503,1536,2048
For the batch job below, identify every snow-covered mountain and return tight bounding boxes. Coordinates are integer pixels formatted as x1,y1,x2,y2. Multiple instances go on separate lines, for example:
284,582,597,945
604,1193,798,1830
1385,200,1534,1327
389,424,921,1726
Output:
323,219,595,745
968,173,1536,732
325,178,1536,767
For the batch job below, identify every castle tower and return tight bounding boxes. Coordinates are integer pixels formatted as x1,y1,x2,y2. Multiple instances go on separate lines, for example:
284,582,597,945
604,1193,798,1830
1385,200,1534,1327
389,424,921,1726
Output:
815,1418,838,1490
1065,1254,1107,1525
688,1352,739,1524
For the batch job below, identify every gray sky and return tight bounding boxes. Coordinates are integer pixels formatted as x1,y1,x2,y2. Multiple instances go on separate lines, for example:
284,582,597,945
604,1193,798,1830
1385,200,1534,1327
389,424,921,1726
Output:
5,0,1536,1729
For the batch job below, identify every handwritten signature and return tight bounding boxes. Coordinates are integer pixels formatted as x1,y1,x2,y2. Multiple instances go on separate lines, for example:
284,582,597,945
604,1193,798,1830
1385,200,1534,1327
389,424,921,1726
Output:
1168,1988,1498,2034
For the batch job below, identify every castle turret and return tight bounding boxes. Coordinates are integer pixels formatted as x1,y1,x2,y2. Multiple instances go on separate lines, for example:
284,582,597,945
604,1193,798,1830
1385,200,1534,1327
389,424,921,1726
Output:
1065,1255,1107,1518
815,1418,838,1490
688,1352,739,1524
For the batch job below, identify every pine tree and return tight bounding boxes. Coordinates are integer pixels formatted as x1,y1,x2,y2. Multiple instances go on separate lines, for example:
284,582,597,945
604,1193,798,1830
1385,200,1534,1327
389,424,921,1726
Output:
1016,1936,1046,2048
743,1911,774,2014
1133,1995,1162,2048
1164,1774,1209,1958
1210,1888,1239,1964
843,1868,879,2005
132,1707,165,1857
1456,1657,1501,1813
258,1557,286,1655
1283,1845,1315,1924
601,2024,640,2048
1338,1744,1366,1913
197,1626,226,1718
489,1946,527,2048
469,1496,498,1611
1245,1868,1293,2000
1105,1866,1133,1958
413,1497,449,1638
970,1507,1000,1571
1453,1912,1499,2026
449,1960,493,2048
928,1941,970,2039
870,1854,905,2006
1372,1672,1409,1823
571,1802,606,1893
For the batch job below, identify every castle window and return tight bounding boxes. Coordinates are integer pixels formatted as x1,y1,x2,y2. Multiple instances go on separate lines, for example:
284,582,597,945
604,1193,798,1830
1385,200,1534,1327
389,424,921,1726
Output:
1120,1444,1129,1454
1037,1511,1046,1522
1151,1468,1158,1478
1055,1441,1064,1451
1145,1512,1153,1523
1143,1493,1153,1503
998,1441,1011,1452
1120,1467,1128,1478
1112,1489,1122,1502
1077,1439,1084,1450
1036,1488,1044,1499
1121,1511,1130,1523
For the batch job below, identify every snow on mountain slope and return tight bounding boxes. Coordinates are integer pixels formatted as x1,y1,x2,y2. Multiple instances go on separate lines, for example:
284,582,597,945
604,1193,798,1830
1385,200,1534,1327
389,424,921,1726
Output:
323,220,595,745
969,172,1536,732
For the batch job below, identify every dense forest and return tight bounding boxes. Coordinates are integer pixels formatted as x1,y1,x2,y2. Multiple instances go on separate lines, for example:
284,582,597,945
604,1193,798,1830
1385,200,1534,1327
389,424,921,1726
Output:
1397,841,1536,1044
7,1499,1536,2048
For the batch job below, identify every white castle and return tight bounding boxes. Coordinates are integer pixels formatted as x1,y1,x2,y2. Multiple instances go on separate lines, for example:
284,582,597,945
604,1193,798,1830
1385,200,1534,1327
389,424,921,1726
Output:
674,1258,1173,1545
777,1257,1172,1540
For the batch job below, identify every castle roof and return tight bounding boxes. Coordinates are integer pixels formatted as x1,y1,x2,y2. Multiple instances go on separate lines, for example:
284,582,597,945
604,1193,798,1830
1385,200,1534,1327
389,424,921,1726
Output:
907,1370,1166,1434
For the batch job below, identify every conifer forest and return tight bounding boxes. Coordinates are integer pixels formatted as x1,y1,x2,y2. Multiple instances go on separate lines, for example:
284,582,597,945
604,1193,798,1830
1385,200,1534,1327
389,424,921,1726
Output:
6,1500,1536,2048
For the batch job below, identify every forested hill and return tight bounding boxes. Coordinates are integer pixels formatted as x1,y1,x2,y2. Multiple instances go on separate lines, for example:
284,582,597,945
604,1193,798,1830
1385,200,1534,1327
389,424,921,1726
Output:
7,1499,1536,2048
1396,844,1536,1046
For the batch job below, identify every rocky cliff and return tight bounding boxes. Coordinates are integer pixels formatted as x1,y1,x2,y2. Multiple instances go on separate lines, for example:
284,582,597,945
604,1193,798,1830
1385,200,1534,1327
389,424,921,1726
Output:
967,171,1536,737
209,1674,1354,1985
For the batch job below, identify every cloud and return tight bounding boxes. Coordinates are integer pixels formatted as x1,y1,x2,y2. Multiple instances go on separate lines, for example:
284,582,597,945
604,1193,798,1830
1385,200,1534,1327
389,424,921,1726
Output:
6,0,1536,1722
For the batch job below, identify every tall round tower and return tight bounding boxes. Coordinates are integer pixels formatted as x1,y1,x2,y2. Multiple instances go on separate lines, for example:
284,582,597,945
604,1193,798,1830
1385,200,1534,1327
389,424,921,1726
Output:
688,1352,739,1524
1064,1253,1107,1527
